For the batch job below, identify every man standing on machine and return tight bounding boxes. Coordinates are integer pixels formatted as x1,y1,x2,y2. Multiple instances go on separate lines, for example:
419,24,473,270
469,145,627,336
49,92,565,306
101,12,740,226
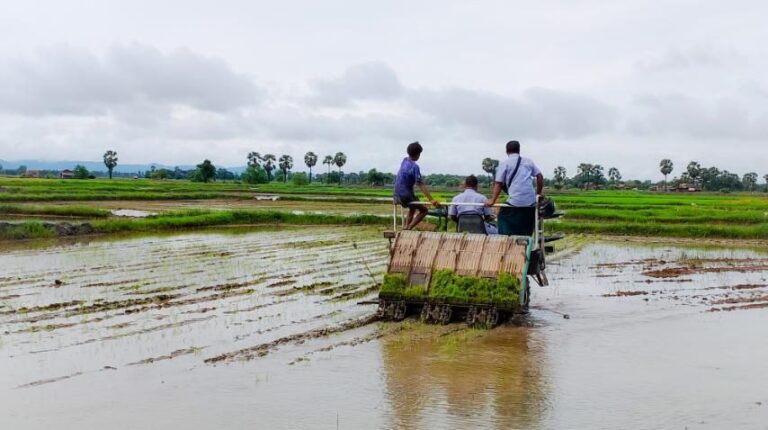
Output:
484,140,544,236
393,141,440,230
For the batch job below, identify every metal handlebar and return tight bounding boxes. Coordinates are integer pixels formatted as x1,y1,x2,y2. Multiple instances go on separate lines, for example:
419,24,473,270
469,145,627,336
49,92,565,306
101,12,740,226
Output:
405,202,527,208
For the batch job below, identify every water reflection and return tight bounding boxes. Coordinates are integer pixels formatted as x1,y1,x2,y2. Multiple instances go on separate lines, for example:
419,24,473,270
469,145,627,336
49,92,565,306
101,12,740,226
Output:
381,324,548,429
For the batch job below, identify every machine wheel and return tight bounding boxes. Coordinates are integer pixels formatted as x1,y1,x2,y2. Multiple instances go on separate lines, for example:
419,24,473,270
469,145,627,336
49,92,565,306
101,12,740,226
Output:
435,305,452,324
420,304,432,322
522,284,531,313
487,307,500,327
465,306,477,325
378,299,407,321
392,301,407,321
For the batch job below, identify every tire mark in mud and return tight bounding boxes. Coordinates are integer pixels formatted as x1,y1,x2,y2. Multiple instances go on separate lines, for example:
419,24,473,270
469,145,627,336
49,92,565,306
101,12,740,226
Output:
710,294,768,306
126,346,207,366
643,264,768,278
81,278,143,288
709,302,768,312
222,299,292,315
1,300,84,317
271,282,333,297
326,284,379,302
287,323,406,365
205,313,379,364
707,283,768,291
15,363,123,389
232,310,344,342
6,287,256,325
29,316,215,354
16,372,85,389
602,290,650,297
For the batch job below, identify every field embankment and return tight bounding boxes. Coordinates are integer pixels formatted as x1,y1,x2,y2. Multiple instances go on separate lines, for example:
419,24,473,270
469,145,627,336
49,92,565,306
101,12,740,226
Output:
0,210,392,240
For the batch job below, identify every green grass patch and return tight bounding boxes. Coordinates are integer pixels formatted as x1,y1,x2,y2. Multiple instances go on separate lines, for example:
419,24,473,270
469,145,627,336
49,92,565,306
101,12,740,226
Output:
0,222,56,240
0,204,110,218
91,209,391,233
550,220,768,239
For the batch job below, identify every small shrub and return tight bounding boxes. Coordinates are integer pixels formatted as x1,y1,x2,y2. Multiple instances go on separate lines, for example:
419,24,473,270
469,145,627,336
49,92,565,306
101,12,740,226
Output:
292,172,309,186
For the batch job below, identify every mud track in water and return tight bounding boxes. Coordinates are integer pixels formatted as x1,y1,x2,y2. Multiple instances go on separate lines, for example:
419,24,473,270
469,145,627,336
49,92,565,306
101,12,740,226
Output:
586,244,768,314
5,232,768,428
204,314,380,363
0,227,390,389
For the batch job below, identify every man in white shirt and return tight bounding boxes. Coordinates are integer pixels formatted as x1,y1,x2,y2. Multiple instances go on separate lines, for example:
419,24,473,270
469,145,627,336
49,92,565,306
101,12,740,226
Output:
448,175,498,234
484,140,544,236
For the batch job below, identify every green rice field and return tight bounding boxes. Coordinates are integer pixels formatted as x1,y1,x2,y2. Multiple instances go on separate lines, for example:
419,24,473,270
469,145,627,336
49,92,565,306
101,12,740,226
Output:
1,177,767,240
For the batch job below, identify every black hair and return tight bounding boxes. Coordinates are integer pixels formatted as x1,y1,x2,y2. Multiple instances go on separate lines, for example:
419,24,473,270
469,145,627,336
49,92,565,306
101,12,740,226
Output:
465,175,478,188
506,140,520,154
407,141,423,158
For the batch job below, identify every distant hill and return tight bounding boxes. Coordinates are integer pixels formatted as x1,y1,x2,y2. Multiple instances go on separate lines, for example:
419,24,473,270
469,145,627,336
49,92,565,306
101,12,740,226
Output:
0,159,247,174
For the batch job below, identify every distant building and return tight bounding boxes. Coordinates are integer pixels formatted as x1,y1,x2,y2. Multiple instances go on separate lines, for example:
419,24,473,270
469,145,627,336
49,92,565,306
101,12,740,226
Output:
675,183,700,192
60,169,74,179
21,170,41,178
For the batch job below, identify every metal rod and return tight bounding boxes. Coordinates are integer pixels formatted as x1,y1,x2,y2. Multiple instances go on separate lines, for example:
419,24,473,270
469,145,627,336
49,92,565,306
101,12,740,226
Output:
405,201,531,208
392,202,397,232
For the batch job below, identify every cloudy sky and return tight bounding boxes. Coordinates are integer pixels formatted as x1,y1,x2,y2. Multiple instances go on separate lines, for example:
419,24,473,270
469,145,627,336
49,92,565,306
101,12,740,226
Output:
1,0,767,179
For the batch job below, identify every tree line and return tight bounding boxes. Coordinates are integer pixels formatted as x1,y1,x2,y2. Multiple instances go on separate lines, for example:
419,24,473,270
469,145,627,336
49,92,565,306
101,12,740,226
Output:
4,151,768,193
546,160,767,192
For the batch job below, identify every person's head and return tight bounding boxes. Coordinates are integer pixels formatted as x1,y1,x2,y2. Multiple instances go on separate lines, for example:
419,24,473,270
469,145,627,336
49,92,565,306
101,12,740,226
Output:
407,141,423,160
506,140,520,154
464,175,478,189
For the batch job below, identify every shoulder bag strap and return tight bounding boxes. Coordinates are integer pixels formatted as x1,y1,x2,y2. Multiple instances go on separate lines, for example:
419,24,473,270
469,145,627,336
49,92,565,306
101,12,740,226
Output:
502,156,523,194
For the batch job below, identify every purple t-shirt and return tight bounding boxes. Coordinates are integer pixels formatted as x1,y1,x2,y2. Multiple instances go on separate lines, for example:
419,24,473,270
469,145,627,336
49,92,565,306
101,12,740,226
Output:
394,157,422,198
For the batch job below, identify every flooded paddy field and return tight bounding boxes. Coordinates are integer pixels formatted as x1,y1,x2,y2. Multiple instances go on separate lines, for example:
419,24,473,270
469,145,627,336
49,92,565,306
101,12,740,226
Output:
2,229,768,429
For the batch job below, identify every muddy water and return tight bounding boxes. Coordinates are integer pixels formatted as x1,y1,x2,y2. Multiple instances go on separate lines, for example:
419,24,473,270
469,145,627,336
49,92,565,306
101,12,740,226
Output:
1,232,768,429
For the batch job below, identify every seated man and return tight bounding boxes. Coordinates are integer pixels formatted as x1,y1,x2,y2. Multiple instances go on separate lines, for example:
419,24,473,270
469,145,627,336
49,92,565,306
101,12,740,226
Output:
448,175,498,234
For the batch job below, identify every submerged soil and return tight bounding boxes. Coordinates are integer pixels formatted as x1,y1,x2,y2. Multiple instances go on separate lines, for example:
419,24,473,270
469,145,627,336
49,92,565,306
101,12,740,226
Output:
1,229,768,429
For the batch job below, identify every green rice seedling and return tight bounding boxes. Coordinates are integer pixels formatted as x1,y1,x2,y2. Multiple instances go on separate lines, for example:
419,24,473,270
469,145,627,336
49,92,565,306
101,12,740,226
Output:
380,273,407,296
403,285,428,299
429,270,469,302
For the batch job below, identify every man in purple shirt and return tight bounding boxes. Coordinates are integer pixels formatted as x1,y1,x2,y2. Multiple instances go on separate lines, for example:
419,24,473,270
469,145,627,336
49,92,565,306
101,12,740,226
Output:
393,142,439,230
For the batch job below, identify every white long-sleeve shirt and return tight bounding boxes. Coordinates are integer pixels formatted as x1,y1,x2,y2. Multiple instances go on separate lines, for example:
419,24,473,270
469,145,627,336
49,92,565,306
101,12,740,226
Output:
448,188,493,218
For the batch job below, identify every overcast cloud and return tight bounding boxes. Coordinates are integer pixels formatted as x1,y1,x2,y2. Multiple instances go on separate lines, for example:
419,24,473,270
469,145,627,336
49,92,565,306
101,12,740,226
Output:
1,0,768,179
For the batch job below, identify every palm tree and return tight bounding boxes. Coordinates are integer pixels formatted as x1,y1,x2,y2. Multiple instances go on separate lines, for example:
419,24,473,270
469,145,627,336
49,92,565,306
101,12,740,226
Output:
322,155,333,184
553,166,567,189
262,154,276,181
659,159,674,191
577,163,593,189
608,167,621,187
304,152,318,183
743,172,758,191
247,152,262,168
591,165,605,187
103,150,118,179
481,158,499,187
686,161,701,187
278,155,293,183
333,152,347,185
